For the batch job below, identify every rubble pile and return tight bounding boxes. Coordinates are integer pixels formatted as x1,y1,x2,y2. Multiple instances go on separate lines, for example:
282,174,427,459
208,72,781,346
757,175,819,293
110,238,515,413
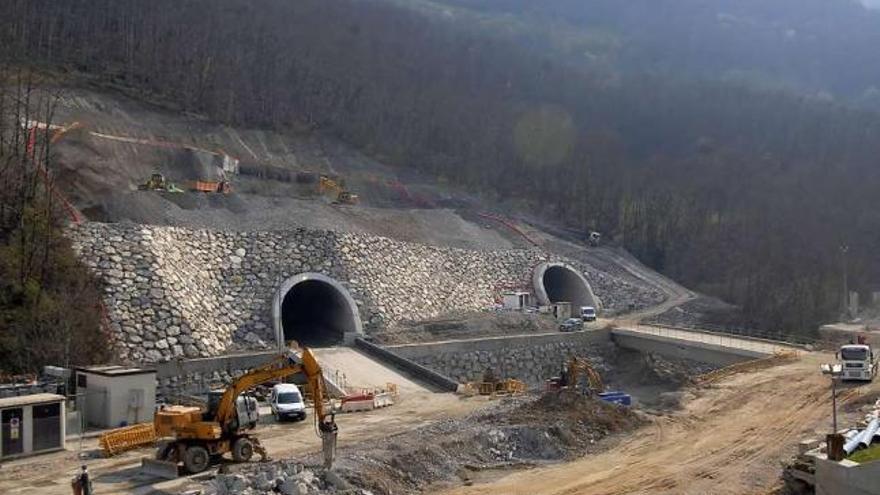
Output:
205,463,373,495
211,390,642,495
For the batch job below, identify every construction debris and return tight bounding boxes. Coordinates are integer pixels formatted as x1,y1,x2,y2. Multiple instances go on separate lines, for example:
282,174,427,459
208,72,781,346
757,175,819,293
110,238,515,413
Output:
210,390,642,495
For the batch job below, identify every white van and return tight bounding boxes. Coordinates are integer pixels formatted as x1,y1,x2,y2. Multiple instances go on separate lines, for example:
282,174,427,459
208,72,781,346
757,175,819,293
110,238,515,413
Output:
268,383,307,422
581,306,597,322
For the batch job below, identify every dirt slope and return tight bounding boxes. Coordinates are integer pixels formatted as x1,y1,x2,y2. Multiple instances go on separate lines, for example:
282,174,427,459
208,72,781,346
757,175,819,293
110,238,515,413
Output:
438,352,864,495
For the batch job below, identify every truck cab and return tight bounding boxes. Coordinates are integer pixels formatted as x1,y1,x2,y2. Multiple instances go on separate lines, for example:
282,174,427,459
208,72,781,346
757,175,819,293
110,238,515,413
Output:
838,344,877,382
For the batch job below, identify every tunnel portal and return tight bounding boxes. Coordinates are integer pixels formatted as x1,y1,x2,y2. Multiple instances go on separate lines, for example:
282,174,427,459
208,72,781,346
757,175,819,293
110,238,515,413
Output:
272,273,362,348
532,262,599,311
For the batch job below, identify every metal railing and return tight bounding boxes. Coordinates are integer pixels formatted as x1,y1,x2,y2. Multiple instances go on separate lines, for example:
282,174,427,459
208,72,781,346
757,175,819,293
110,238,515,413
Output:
627,322,813,354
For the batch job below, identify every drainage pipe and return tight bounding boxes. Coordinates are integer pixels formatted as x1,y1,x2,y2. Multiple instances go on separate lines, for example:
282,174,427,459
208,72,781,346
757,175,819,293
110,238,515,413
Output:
858,417,879,449
844,429,866,455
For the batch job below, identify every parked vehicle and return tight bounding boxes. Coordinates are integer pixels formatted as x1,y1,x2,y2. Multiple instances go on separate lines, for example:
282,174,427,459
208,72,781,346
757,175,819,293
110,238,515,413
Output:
269,383,307,421
559,317,583,332
581,306,597,322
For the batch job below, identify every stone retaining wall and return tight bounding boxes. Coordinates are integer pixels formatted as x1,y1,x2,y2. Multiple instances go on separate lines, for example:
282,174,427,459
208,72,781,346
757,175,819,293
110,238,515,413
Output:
71,223,602,363
388,330,612,387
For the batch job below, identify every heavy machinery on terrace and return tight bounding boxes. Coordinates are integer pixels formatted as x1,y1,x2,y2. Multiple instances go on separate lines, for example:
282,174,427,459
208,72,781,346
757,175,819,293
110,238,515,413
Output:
547,356,604,393
319,175,359,205
143,347,337,477
138,173,185,193
547,357,632,406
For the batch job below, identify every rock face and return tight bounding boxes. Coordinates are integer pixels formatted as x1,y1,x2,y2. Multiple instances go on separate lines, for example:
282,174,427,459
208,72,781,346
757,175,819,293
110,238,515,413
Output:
70,222,659,363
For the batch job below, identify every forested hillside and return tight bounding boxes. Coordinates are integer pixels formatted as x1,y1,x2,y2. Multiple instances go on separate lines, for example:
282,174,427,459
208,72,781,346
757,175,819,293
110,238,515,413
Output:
2,0,879,333
429,0,880,108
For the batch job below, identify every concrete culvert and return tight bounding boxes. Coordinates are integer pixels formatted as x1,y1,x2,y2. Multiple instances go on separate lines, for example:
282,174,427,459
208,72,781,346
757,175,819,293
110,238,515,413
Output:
272,273,363,348
533,262,600,311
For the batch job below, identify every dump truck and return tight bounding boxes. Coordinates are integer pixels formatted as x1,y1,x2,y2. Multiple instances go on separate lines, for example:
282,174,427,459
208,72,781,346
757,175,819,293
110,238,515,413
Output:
142,347,337,477
192,179,232,194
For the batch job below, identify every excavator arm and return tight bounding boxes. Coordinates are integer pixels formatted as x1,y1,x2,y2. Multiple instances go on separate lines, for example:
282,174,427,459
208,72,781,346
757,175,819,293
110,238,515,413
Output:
215,348,330,425
214,354,302,428
213,347,336,442
568,357,604,393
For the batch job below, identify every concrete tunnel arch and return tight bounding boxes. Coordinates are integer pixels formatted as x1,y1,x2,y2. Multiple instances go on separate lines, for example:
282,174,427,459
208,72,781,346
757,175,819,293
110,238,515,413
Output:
272,273,363,349
532,262,601,312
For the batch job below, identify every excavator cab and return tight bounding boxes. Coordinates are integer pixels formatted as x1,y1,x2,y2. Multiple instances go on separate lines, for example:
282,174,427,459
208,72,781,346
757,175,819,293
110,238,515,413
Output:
204,391,258,432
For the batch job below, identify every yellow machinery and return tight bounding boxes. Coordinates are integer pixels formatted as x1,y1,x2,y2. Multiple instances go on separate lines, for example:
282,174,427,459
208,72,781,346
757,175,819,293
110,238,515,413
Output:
138,173,185,193
145,347,336,476
319,175,359,205
547,357,604,393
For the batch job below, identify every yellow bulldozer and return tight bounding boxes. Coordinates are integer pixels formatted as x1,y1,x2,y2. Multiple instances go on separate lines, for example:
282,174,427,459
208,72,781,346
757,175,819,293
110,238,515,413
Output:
319,175,359,205
138,173,184,193
143,347,337,477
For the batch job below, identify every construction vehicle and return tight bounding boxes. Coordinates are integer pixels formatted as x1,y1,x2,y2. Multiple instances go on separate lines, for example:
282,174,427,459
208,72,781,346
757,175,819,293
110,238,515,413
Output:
546,357,632,405
143,347,337,477
138,173,184,193
547,357,604,393
319,175,359,205
837,339,877,382
192,179,232,194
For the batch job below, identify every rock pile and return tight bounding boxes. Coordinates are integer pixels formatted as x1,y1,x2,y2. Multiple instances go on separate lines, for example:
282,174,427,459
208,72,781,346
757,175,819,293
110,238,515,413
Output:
206,463,370,495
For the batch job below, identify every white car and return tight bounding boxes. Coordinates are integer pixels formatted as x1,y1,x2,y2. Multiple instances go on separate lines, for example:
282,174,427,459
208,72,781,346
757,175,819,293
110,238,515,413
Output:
268,383,307,422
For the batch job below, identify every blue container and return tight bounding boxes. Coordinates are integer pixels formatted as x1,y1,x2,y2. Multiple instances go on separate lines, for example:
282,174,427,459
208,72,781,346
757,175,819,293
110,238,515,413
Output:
598,391,632,406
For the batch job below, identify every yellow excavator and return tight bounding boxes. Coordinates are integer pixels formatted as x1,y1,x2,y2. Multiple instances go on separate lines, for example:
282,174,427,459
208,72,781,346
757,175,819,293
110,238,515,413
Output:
318,175,359,205
144,347,337,477
547,356,604,394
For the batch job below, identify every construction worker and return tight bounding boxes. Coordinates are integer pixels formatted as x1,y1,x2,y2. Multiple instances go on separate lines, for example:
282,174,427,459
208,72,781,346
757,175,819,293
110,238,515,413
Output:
71,465,92,495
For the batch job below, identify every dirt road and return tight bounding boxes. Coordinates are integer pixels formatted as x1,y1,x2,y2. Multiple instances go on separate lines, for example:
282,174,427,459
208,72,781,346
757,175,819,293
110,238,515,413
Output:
439,352,874,495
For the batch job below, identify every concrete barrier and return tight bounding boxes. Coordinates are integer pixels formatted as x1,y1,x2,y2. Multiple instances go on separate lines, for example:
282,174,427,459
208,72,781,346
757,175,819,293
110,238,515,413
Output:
354,338,459,392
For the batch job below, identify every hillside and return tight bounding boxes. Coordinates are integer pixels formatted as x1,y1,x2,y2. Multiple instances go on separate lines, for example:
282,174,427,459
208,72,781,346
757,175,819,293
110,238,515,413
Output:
3,0,880,334
425,0,880,108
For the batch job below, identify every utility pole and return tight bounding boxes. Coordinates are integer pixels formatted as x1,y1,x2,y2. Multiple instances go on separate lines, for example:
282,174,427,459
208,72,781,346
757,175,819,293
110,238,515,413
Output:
841,244,849,317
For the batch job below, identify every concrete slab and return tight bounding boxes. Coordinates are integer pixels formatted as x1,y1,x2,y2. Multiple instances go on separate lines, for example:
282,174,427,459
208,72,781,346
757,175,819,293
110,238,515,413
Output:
312,347,430,394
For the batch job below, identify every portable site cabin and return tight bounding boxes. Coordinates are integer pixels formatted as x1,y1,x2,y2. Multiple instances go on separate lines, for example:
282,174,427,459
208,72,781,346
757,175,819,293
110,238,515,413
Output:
502,291,532,311
552,302,572,321
75,366,156,429
0,393,66,460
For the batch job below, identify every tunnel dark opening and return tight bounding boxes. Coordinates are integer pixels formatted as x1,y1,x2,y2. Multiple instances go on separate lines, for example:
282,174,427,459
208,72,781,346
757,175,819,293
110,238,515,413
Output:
280,280,351,346
542,265,595,309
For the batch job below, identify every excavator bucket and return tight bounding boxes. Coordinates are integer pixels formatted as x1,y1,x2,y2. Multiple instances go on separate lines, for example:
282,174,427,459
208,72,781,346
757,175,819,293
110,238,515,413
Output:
140,458,180,479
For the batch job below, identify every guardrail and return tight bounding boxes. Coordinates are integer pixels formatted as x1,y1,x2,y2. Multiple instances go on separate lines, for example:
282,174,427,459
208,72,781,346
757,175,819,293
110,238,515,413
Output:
354,338,459,393
631,322,837,352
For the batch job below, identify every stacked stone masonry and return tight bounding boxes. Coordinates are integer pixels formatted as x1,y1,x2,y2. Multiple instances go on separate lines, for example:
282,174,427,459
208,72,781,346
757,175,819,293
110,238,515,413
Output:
70,223,661,363
391,332,612,387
